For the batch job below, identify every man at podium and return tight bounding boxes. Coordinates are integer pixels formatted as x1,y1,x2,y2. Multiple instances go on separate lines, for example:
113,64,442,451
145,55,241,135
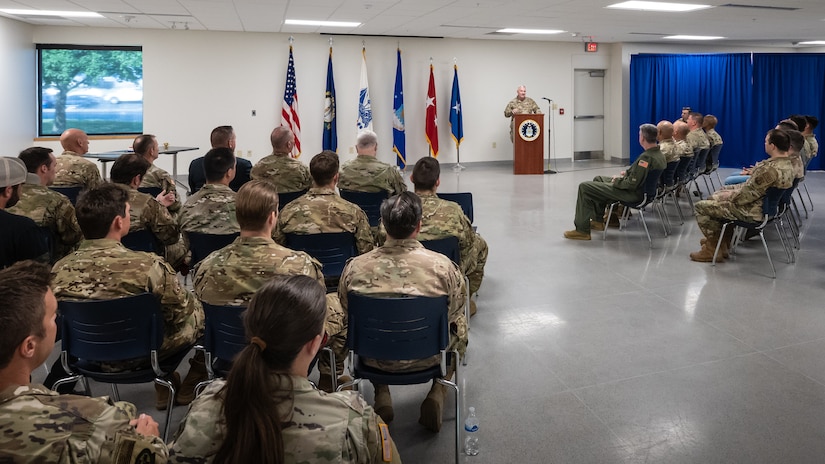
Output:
504,85,540,141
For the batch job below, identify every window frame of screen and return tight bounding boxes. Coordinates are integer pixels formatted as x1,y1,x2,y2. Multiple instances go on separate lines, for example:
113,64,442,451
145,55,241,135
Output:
37,44,144,137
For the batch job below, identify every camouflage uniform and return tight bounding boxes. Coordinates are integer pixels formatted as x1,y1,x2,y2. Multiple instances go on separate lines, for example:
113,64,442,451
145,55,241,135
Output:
686,128,710,152
658,138,681,163
179,184,239,236
127,188,185,267
168,375,401,463
339,238,468,372
675,139,693,158
250,153,312,193
193,236,347,377
338,155,407,195
53,151,102,189
52,238,204,368
0,384,168,463
694,156,795,240
273,187,375,255
805,134,818,159
7,173,83,260
572,147,667,233
503,96,541,141
140,163,182,215
706,128,723,147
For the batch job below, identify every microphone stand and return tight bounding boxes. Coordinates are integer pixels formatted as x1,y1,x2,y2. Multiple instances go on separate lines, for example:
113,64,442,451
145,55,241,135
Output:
543,98,557,174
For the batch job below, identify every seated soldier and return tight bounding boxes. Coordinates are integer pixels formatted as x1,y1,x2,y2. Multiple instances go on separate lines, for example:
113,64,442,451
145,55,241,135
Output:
194,180,349,392
250,126,312,193
0,260,169,463
134,134,181,216
188,125,251,193
8,147,82,261
50,183,205,408
338,129,407,195
690,129,795,262
563,124,666,240
0,157,49,268
273,150,374,255
53,128,102,189
110,153,185,269
657,121,681,165
339,192,468,433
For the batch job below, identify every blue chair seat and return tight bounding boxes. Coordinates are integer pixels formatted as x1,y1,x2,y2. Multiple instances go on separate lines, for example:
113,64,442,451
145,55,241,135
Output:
285,232,357,291
339,190,388,227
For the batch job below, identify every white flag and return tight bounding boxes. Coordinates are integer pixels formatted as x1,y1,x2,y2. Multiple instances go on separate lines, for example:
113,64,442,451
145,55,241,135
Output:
357,47,373,131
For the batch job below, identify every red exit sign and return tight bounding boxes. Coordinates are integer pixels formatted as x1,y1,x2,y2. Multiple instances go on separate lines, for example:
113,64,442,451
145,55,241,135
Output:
585,42,598,53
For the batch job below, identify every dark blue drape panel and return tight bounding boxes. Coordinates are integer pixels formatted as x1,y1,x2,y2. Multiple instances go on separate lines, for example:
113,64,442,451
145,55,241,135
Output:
752,53,825,172
630,54,753,167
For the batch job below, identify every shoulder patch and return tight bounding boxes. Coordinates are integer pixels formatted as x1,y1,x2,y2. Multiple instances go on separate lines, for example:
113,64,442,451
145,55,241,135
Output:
638,160,649,168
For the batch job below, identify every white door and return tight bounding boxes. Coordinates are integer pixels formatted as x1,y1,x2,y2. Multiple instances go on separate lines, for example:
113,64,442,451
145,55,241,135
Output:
573,70,605,160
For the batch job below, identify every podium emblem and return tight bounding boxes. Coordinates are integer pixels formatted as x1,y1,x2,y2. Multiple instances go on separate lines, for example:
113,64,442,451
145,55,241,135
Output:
518,119,540,142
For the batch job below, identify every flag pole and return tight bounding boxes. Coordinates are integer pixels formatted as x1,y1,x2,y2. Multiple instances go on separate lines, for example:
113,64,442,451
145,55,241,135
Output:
452,57,464,172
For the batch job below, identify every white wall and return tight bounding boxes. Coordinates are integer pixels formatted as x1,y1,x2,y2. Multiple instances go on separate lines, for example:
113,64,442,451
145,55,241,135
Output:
17,26,618,175
0,16,35,153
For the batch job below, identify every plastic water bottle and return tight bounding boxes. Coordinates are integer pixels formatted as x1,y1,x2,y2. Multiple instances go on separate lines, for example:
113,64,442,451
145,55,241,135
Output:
464,406,480,456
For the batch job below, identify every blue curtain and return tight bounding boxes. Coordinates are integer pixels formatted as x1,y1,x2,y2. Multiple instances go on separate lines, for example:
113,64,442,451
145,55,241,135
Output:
630,53,753,167
752,53,825,171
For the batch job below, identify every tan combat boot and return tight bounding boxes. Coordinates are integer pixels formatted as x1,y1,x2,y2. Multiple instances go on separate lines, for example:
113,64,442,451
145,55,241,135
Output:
176,352,209,406
419,381,447,433
690,235,724,262
373,384,394,422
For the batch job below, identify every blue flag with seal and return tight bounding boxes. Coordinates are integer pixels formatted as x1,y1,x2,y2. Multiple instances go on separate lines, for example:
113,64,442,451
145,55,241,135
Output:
449,63,463,148
392,48,406,169
323,46,337,152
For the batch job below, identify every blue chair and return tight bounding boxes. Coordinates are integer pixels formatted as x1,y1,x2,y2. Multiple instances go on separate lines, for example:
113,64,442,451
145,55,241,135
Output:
51,293,189,440
702,144,724,190
712,187,788,278
278,189,308,211
137,186,163,197
285,232,357,291
188,232,239,265
437,192,474,224
339,292,461,464
420,236,471,338
49,186,83,205
121,229,161,254
339,190,388,227
604,169,666,247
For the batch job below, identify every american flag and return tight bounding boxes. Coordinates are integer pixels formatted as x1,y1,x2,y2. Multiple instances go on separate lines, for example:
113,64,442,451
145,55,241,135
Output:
282,45,301,158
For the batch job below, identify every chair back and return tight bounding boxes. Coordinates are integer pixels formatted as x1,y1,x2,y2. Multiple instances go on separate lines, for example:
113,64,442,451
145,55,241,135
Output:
277,189,309,211
437,192,474,223
675,156,692,183
201,303,247,363
762,187,785,218
420,236,461,266
693,147,710,175
188,232,239,265
778,180,798,214
58,293,163,362
49,186,83,205
339,190,388,227
37,226,55,263
634,168,664,207
661,160,680,188
121,229,161,254
346,292,449,361
285,232,357,279
707,144,723,170
137,186,163,197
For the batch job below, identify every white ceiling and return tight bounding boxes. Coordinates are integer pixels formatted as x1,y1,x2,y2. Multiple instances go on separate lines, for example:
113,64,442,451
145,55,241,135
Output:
1,0,824,48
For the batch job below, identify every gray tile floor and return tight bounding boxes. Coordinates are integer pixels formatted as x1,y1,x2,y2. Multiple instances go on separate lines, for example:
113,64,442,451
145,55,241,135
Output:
34,163,825,463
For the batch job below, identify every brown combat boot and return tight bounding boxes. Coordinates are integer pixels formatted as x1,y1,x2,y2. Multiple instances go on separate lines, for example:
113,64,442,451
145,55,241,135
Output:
155,371,181,410
419,381,447,433
176,352,208,406
563,230,591,240
589,220,605,231
373,384,394,422
690,236,724,263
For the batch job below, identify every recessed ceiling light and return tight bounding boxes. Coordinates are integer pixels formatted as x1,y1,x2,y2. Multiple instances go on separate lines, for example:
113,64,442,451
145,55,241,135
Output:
284,19,360,27
797,40,825,45
664,35,724,40
606,1,712,12
0,9,102,18
497,28,566,34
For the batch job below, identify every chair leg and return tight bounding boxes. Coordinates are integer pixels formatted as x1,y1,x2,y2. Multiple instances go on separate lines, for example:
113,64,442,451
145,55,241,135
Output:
110,384,120,402
604,203,616,240
803,182,813,211
154,377,177,441
712,224,728,266
637,209,652,247
757,231,777,279
436,357,461,464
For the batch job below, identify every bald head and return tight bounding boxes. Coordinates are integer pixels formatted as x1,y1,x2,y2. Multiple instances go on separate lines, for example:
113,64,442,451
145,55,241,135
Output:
270,127,294,155
657,120,674,140
673,121,689,141
59,129,90,155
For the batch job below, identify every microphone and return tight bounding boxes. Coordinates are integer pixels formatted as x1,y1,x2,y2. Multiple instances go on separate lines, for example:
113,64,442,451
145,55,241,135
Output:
542,97,553,102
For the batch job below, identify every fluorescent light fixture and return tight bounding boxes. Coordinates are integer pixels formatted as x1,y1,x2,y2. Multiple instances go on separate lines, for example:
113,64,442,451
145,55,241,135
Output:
664,35,724,40
0,9,102,18
606,1,711,12
798,40,825,45
497,28,565,34
284,19,360,27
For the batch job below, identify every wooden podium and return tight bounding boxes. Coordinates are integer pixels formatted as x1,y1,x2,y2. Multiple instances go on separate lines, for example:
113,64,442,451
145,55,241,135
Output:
513,113,545,174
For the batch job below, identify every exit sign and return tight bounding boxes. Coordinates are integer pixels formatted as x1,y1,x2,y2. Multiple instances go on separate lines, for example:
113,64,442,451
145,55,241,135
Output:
585,42,598,53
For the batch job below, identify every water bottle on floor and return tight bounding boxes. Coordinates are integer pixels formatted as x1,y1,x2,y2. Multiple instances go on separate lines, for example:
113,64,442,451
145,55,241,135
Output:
464,406,480,456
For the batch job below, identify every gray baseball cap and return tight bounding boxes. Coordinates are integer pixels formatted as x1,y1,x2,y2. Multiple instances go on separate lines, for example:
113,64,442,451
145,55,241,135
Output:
0,157,27,188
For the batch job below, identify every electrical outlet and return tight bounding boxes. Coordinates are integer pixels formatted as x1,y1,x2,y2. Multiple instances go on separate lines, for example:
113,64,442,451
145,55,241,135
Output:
251,110,256,116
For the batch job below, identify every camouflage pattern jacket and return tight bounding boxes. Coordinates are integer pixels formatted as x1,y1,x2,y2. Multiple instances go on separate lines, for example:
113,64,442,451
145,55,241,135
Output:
0,384,168,463
712,156,795,221
706,128,723,147
339,238,467,372
178,184,239,235
250,153,312,193
7,174,83,260
52,239,203,360
273,187,375,255
168,375,401,463
140,164,181,214
658,138,681,163
127,188,180,246
686,128,710,151
338,155,407,195
53,151,102,189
